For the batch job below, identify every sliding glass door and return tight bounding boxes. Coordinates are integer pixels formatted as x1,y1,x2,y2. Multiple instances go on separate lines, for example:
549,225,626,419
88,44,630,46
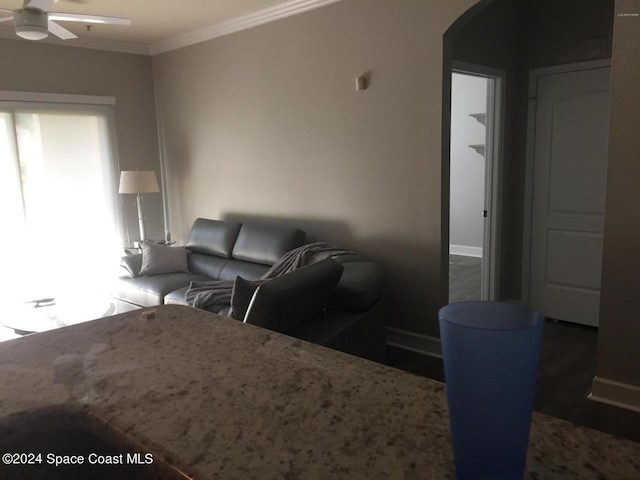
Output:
0,103,121,303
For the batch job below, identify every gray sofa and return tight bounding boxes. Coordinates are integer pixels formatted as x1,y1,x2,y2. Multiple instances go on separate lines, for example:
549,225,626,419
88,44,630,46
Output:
113,218,386,361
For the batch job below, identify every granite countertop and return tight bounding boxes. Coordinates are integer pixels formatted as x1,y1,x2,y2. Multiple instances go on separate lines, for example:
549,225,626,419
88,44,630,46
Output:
0,304,638,479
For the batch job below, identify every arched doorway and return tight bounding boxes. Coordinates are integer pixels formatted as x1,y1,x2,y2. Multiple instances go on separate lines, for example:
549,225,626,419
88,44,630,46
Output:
441,0,503,306
441,0,614,318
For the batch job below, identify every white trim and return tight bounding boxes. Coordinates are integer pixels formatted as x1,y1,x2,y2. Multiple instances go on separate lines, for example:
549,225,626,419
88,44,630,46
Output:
527,59,612,98
452,61,505,79
149,0,343,55
449,245,483,258
589,376,640,413
484,70,504,301
521,59,612,305
386,327,442,358
0,90,115,105
520,98,537,305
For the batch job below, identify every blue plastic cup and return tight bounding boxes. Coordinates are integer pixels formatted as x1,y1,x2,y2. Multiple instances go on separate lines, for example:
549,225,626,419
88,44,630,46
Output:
439,301,544,480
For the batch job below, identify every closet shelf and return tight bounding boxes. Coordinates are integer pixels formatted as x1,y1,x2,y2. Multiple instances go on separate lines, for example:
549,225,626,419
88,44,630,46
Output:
469,113,487,126
469,144,486,156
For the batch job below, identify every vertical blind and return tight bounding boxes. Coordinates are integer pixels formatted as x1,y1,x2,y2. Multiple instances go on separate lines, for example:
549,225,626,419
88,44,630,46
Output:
0,102,122,302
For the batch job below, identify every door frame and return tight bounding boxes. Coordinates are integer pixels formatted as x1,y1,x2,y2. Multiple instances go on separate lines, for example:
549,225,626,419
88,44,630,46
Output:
450,61,505,301
521,58,612,305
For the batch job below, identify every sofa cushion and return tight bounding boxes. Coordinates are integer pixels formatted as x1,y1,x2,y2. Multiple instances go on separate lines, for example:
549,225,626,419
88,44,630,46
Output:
244,258,344,333
330,261,384,312
164,286,231,315
188,252,228,279
219,259,270,282
232,223,305,266
163,286,190,306
139,242,189,276
114,273,209,307
186,218,241,258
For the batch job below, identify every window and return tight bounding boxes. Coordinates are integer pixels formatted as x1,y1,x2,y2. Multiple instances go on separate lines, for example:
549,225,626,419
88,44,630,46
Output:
0,97,122,303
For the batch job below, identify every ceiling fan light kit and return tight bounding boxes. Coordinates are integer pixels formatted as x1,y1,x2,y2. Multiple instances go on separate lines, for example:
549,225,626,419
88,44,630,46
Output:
14,9,48,40
0,0,130,42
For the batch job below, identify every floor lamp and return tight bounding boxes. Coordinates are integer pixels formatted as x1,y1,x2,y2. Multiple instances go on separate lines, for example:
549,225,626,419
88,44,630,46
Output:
118,170,159,244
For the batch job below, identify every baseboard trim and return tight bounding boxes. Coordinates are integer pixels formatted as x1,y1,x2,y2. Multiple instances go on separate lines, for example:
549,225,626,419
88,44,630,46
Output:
589,376,640,413
386,327,442,358
449,244,483,258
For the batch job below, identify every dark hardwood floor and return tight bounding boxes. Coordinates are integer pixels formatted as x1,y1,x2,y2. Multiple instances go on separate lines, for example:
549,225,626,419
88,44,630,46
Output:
385,319,640,443
449,254,481,303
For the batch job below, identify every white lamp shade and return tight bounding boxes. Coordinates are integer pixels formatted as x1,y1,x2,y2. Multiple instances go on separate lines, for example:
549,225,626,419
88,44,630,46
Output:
118,170,160,194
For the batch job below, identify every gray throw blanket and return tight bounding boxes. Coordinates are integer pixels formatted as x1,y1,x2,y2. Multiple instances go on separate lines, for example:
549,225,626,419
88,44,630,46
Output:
185,242,353,310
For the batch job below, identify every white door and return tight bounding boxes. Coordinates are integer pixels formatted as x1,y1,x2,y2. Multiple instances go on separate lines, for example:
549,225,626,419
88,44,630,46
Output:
529,66,610,326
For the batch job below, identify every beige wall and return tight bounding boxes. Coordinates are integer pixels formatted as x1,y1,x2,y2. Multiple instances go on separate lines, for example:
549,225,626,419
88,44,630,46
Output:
153,0,477,336
0,39,162,242
593,0,640,409
152,0,640,403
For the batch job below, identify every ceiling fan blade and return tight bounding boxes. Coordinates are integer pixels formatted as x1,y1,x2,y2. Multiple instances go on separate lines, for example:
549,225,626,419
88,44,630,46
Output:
48,12,130,26
24,0,57,10
0,16,14,24
48,20,77,39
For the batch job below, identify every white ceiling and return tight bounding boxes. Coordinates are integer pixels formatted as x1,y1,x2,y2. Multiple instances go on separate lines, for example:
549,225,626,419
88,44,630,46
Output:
0,0,339,55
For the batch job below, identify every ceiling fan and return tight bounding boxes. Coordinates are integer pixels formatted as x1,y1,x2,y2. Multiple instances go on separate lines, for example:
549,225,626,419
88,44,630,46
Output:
0,0,130,41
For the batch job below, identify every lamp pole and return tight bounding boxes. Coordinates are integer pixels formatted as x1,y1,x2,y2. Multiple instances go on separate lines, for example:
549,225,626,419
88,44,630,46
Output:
136,193,147,243
118,170,159,246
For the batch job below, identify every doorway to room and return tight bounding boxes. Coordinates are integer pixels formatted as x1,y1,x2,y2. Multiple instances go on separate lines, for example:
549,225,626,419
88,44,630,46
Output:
448,64,503,303
443,0,614,321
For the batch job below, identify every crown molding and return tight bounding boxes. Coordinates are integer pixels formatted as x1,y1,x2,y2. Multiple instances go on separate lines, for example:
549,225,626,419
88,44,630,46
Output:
0,26,150,56
0,0,342,57
148,0,343,56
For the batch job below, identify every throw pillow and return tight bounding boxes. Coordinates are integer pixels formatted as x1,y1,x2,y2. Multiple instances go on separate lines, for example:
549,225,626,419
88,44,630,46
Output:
230,276,265,321
139,242,189,276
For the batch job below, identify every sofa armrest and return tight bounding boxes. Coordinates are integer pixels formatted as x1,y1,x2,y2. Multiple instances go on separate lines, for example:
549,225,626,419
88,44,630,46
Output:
244,258,344,333
330,261,384,312
120,254,143,278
